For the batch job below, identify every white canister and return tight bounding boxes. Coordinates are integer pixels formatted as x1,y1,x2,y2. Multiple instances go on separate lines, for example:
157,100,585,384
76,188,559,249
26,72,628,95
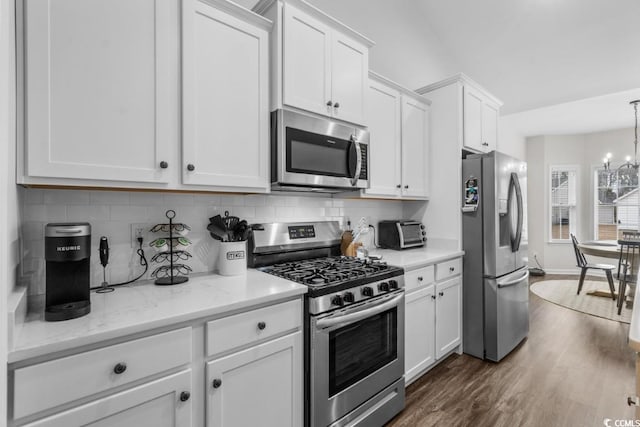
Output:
218,241,247,276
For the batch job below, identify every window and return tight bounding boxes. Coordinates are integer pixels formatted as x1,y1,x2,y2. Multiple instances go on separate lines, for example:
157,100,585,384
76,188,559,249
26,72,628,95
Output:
594,167,639,240
549,166,578,242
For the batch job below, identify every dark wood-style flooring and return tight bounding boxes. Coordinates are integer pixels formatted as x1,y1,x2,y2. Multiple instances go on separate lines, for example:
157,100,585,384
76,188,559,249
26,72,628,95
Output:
387,274,636,427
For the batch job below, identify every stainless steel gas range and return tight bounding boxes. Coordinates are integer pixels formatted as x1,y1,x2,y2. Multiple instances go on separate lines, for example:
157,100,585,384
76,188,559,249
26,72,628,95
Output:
249,221,405,427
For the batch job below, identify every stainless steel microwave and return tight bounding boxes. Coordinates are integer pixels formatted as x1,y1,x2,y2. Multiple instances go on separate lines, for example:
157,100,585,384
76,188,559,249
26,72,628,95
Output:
271,109,369,192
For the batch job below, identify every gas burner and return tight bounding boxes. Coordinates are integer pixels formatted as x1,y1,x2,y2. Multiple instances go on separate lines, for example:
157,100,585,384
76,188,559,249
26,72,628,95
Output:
261,256,398,289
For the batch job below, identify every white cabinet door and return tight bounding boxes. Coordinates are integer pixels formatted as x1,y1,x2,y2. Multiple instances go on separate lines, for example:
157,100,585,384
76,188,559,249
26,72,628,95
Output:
282,3,331,117
182,0,269,190
401,97,429,199
482,101,499,152
23,370,192,427
365,79,401,197
24,0,173,183
405,285,435,384
435,276,462,359
330,34,367,125
206,332,302,427
463,86,484,152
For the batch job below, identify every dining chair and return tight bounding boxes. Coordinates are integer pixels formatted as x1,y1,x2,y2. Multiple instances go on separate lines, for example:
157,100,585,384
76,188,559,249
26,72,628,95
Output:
570,234,616,298
617,234,640,314
618,230,640,278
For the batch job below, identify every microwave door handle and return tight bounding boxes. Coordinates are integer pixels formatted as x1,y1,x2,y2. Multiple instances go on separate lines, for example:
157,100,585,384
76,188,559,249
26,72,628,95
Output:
349,136,362,186
315,292,403,330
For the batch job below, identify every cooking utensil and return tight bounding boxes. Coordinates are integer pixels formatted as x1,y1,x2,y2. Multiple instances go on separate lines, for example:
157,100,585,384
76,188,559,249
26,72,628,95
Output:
207,222,229,242
233,220,249,242
223,211,240,232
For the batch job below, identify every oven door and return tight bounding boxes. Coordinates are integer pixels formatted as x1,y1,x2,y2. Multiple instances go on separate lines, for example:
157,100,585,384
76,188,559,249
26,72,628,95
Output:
310,290,404,427
274,109,369,189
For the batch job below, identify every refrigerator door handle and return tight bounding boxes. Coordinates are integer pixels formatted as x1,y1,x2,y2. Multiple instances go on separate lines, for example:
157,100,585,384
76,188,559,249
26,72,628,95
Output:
497,270,529,288
509,172,524,252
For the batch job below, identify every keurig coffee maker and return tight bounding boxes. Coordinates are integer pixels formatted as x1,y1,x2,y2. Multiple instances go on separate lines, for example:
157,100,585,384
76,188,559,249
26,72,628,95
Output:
45,223,91,321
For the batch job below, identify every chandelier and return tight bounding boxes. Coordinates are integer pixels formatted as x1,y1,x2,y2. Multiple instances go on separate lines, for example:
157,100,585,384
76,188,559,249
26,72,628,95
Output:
603,99,640,171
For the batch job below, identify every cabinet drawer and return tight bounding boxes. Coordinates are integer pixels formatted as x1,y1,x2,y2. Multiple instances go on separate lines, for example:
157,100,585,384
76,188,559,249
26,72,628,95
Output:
404,266,435,292
207,299,302,357
436,258,462,281
13,327,192,419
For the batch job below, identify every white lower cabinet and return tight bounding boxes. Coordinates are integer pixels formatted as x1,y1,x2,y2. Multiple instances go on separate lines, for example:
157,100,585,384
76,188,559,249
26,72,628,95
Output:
23,370,192,427
405,285,436,383
10,298,304,427
404,259,462,385
435,276,462,359
206,332,302,427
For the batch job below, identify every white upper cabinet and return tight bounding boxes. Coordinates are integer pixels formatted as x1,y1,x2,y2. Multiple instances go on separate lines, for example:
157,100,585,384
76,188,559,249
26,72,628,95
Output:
417,73,502,155
463,84,499,153
363,73,430,200
256,0,373,126
282,4,331,116
182,0,270,191
21,0,176,184
20,0,272,193
401,96,429,199
365,78,402,198
329,33,368,125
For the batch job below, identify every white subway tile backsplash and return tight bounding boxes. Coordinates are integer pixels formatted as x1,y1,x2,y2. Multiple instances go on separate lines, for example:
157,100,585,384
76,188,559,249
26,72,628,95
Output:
163,193,195,206
91,191,130,205
275,206,295,218
20,188,409,295
44,189,91,205
110,205,148,222
66,205,110,222
255,205,275,219
24,189,44,205
132,192,168,206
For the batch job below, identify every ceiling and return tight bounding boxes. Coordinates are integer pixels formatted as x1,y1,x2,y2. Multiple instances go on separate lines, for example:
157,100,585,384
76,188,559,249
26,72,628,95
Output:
238,0,640,134
416,0,640,115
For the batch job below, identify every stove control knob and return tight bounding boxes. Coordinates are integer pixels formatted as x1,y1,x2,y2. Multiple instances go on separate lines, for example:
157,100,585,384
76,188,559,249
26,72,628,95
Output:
378,282,390,292
420,224,425,229
362,286,373,297
331,295,344,307
388,279,398,290
343,292,355,303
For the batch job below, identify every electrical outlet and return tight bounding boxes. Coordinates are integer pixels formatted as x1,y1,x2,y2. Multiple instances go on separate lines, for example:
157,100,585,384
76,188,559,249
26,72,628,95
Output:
130,223,147,248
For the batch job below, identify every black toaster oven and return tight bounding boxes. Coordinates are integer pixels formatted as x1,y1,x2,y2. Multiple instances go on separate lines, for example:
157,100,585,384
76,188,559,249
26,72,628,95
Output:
378,220,426,250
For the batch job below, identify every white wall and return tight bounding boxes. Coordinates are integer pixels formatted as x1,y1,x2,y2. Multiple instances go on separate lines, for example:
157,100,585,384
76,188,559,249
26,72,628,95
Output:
1,0,16,422
304,0,461,90
526,127,635,272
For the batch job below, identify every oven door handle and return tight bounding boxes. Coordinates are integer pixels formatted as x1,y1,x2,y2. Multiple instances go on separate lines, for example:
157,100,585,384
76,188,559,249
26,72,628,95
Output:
315,293,403,330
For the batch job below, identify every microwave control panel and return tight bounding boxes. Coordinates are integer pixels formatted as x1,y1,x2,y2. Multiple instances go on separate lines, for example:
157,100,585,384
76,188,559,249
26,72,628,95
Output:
358,143,368,180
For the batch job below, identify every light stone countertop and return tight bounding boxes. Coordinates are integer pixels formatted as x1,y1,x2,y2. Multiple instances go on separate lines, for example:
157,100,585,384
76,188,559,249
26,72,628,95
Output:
9,270,307,364
369,245,464,272
629,276,640,352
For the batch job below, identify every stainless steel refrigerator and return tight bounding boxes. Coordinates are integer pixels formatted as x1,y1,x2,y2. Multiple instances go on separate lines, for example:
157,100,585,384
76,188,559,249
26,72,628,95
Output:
462,150,529,362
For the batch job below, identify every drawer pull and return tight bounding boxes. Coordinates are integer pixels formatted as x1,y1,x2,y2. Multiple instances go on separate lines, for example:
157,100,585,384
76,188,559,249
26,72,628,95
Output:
257,321,266,330
417,276,423,282
438,291,444,297
180,391,190,402
449,267,455,272
212,379,222,389
113,363,127,375
431,295,436,300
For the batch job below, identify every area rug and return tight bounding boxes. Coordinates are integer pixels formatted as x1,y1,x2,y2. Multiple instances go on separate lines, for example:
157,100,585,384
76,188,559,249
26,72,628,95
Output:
530,280,632,324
